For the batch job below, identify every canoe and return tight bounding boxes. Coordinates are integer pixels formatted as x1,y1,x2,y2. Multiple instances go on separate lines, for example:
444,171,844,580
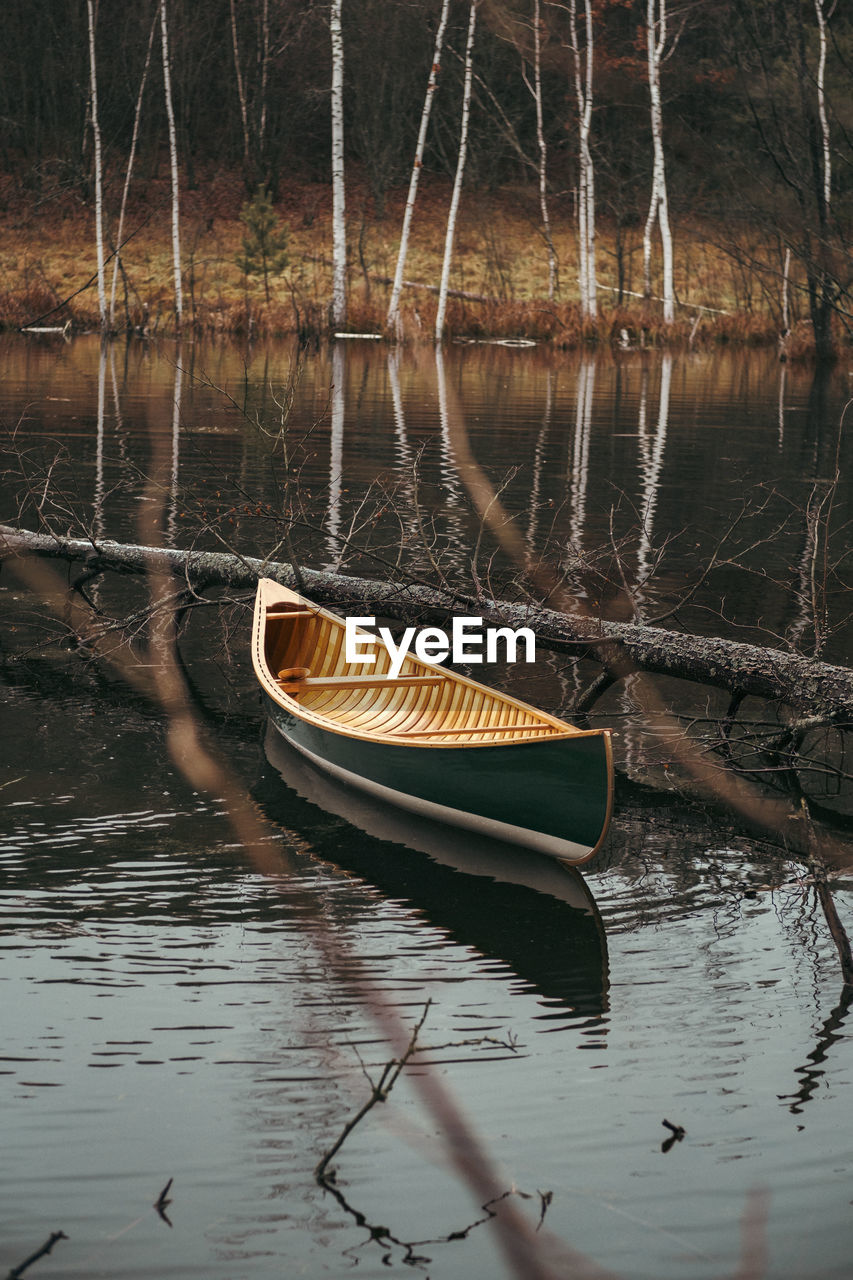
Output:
251,578,613,864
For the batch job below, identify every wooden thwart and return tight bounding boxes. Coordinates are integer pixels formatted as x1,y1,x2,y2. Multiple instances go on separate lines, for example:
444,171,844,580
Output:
278,673,445,691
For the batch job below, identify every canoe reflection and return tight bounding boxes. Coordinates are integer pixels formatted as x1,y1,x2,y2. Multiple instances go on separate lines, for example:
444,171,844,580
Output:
260,725,609,1027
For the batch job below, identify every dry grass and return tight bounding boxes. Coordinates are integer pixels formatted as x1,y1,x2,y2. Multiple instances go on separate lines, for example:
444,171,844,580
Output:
0,170,818,350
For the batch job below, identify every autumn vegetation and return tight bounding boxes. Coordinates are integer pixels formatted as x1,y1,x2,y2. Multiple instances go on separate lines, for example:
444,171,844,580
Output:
0,0,849,353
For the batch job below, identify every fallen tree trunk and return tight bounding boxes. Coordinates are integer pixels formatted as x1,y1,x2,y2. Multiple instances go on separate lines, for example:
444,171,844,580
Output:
3,523,853,724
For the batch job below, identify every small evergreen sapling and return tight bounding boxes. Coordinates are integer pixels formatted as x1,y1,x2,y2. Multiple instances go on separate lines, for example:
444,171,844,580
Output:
236,187,289,303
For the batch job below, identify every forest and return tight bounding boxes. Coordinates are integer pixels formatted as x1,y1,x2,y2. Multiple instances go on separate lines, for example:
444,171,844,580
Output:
0,0,850,353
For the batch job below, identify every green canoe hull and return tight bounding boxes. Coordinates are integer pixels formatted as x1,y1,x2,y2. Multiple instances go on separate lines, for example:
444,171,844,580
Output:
265,695,612,863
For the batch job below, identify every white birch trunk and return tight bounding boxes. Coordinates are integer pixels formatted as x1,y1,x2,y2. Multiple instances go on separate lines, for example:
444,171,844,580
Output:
644,0,674,324
532,0,557,299
582,0,596,318
160,0,183,327
642,175,657,301
229,0,251,168
109,5,157,329
568,0,596,320
386,0,451,335
330,0,347,329
435,2,477,344
781,245,791,332
814,0,831,218
86,0,106,329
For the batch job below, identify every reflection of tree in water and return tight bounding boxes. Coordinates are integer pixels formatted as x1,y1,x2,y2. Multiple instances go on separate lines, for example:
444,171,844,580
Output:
782,984,853,1115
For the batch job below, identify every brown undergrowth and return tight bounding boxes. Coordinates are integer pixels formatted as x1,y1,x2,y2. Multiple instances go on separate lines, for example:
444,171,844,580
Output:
0,169,817,351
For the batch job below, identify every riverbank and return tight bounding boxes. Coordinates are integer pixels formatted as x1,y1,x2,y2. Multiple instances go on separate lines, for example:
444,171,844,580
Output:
0,171,809,350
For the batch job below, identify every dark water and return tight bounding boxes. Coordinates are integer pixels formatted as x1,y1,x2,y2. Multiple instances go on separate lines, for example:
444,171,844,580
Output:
2,336,853,1278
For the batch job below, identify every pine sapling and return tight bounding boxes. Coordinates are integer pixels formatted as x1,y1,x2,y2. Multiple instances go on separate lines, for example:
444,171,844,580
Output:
236,187,289,303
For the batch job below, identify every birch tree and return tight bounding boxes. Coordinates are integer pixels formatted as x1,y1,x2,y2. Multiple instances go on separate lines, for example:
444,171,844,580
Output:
814,0,832,219
386,0,452,337
566,0,596,320
110,5,158,330
229,0,251,172
435,1,478,344
330,0,347,329
642,0,675,324
523,0,557,298
160,0,183,327
258,0,271,163
86,0,106,329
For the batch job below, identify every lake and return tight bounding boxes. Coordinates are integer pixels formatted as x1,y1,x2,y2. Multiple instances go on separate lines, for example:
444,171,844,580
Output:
2,335,852,1279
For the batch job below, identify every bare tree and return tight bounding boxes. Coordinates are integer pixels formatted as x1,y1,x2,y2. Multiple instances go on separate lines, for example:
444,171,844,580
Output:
532,0,557,299
387,0,452,337
435,1,478,344
86,0,106,329
642,0,676,324
516,0,558,299
814,0,833,216
331,0,347,329
110,4,158,330
258,0,271,161
160,0,183,327
566,0,596,320
230,0,251,172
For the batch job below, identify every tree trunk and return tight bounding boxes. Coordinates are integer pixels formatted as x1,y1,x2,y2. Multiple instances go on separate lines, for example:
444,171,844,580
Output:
814,0,831,218
5,522,853,724
160,0,183,327
386,0,451,337
110,4,158,330
86,0,106,329
568,0,596,321
643,0,674,324
330,0,347,329
230,0,251,172
530,0,557,299
435,2,478,344
258,0,270,161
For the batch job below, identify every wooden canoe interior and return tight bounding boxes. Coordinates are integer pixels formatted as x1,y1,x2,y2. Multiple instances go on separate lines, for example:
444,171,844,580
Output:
261,592,570,746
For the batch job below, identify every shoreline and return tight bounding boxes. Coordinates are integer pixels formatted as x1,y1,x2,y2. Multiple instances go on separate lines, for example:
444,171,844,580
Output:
0,176,827,355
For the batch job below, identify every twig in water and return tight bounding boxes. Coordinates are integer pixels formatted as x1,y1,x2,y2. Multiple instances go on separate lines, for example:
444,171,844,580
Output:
661,1118,686,1153
536,1190,553,1231
6,1231,68,1279
154,1177,174,1227
315,1000,432,1181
